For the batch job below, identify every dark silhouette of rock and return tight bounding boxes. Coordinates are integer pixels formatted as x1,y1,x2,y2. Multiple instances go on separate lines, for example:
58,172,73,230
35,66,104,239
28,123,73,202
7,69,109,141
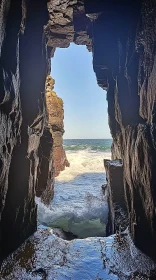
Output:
91,0,156,260
104,159,128,235
0,0,50,262
1,0,156,266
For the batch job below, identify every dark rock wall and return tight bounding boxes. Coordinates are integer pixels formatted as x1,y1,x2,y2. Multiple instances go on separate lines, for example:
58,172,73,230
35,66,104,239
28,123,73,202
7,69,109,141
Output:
43,0,156,260
90,0,156,259
0,0,51,261
0,0,92,262
104,159,127,235
36,128,54,205
0,0,156,264
45,0,92,54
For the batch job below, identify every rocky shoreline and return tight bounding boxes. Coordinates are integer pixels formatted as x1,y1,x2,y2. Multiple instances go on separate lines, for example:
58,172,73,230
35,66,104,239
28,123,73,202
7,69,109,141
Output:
1,0,156,275
1,227,156,280
1,159,156,279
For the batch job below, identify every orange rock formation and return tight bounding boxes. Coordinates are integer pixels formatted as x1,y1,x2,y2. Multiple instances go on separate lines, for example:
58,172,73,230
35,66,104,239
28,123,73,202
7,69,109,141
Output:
46,75,69,177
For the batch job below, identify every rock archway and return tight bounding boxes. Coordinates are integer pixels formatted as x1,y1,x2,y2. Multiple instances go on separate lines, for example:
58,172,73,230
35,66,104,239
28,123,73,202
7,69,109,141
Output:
0,0,156,265
45,0,156,260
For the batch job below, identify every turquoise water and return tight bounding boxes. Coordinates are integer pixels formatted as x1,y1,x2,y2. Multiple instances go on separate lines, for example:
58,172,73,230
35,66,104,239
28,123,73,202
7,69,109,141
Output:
37,139,112,238
63,139,112,152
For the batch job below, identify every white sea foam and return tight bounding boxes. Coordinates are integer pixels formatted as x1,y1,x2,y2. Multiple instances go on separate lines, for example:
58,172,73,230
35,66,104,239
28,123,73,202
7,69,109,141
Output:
37,149,111,238
56,149,111,182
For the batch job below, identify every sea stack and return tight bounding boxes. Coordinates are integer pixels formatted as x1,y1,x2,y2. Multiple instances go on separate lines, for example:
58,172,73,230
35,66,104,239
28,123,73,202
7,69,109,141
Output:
46,75,69,177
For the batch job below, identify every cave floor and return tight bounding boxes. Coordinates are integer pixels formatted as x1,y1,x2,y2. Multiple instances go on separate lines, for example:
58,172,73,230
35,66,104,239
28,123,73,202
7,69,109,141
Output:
1,227,156,280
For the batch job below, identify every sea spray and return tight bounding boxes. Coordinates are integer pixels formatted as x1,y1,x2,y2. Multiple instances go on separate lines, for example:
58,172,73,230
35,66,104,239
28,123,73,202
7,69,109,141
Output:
37,139,112,238
56,149,111,182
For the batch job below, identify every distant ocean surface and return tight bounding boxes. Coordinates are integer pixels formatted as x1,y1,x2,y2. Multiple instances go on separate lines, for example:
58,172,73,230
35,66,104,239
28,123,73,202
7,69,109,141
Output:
63,139,112,152
37,139,112,238
58,138,112,181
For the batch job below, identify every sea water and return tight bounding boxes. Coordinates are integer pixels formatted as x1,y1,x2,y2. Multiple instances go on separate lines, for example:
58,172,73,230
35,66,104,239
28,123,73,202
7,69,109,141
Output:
37,139,112,238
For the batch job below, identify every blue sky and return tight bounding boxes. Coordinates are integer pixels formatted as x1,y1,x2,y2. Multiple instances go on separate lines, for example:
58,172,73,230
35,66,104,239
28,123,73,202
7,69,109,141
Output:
51,43,111,139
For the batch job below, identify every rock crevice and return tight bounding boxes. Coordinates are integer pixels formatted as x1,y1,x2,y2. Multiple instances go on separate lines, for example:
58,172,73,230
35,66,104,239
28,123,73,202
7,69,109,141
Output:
91,0,156,259
1,0,156,265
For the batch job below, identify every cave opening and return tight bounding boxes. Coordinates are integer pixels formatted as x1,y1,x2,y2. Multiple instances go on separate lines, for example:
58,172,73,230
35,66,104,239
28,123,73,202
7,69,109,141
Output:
37,43,112,240
1,0,156,278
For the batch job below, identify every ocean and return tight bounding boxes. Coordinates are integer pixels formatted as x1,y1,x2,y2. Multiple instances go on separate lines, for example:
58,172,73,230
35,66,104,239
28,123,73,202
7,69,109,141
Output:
37,139,112,238
64,139,112,152
58,138,112,181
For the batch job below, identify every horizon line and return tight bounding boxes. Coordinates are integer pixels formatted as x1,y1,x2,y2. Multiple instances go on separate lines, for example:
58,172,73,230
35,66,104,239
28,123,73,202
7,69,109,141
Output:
63,138,112,140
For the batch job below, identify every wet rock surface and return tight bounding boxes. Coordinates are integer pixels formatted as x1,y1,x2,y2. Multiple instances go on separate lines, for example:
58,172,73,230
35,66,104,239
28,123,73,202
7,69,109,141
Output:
1,0,156,267
45,0,156,260
1,228,156,280
88,0,156,260
104,160,128,235
0,0,50,261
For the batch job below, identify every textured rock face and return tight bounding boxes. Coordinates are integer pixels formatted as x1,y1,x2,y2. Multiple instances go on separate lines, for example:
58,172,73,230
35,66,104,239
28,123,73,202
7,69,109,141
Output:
1,228,156,279
89,0,156,259
46,0,156,260
0,0,51,261
104,160,128,236
46,75,69,177
45,0,92,55
1,0,156,265
0,0,92,262
35,128,54,205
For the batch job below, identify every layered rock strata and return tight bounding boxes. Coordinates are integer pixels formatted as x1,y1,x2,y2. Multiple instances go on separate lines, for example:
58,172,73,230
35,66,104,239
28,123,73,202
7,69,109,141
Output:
45,0,92,55
46,75,69,177
0,0,51,262
89,0,156,260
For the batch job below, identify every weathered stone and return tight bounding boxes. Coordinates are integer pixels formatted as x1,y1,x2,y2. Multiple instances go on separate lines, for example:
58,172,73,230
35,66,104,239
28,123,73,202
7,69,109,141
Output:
36,128,54,205
104,160,127,235
1,228,156,279
45,0,92,54
46,75,69,177
0,0,50,262
1,0,156,267
90,0,156,260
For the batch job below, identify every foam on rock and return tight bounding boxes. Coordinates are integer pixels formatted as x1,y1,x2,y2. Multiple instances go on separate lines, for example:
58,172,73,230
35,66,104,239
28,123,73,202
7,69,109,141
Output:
1,228,156,280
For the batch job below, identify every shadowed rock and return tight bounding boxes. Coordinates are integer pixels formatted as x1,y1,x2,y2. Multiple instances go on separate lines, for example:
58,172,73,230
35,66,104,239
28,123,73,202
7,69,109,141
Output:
1,0,156,265
104,159,128,235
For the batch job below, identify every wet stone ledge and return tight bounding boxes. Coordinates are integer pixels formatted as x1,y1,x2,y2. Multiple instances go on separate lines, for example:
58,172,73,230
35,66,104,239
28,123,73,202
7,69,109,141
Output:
104,159,128,235
1,227,156,280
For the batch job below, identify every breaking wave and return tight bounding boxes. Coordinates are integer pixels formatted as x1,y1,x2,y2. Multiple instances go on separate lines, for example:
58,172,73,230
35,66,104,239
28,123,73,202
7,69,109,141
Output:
37,139,112,238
